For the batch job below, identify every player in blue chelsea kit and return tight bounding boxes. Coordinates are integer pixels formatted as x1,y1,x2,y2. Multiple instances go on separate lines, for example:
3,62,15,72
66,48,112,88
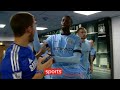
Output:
0,12,53,79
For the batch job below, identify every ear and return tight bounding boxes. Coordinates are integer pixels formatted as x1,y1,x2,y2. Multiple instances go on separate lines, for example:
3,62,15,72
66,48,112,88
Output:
26,26,32,34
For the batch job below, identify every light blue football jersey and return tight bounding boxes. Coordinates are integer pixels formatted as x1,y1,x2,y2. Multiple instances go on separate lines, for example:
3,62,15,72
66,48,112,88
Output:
45,34,87,79
90,47,96,56
80,39,91,79
80,39,91,70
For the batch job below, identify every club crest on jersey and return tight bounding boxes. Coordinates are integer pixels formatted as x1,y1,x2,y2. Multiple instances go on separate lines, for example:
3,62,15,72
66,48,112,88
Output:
67,38,73,45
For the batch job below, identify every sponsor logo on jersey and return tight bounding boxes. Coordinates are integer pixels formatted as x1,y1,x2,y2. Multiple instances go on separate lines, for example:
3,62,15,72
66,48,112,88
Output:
29,58,37,71
53,47,73,52
28,58,33,64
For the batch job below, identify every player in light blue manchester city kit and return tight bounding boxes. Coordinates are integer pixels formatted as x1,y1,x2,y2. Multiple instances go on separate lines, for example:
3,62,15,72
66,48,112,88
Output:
75,27,91,79
37,16,88,79
89,40,96,73
0,12,53,79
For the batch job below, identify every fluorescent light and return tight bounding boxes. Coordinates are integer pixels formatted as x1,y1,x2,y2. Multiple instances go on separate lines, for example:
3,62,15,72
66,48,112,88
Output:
0,42,3,45
0,24,6,28
74,11,101,16
36,27,48,30
44,35,51,37
70,30,77,33
0,37,14,41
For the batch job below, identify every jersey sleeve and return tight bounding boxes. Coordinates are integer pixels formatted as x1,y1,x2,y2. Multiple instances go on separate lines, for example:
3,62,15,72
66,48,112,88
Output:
53,36,81,63
2,51,22,79
53,52,81,63
10,46,22,79
73,37,82,53
33,30,41,52
45,35,52,48
90,48,96,56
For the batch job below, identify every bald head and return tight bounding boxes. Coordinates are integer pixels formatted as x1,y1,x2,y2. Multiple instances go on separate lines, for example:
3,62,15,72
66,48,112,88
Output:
60,16,73,34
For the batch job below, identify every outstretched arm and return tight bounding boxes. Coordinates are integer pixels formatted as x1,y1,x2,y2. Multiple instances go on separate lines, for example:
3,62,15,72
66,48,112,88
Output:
33,30,41,53
53,51,81,63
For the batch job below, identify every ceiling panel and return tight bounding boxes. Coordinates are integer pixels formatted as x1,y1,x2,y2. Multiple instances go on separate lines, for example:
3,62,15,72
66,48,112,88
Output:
1,11,120,41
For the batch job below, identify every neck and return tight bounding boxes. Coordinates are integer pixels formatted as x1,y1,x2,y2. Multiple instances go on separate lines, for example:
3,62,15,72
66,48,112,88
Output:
14,36,29,47
81,39,85,42
61,32,71,35
61,29,71,35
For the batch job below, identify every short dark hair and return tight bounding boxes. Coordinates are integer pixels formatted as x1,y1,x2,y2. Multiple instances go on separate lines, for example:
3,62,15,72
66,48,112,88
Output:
64,16,73,25
10,12,34,37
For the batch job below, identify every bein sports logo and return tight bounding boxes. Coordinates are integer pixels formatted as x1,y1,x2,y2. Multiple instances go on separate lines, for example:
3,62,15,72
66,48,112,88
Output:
44,68,62,75
44,68,88,79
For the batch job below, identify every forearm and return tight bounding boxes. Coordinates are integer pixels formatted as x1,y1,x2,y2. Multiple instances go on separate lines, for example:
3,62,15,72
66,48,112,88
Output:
35,50,43,59
33,40,41,53
32,73,44,79
33,30,41,52
35,43,48,59
90,56,94,65
53,53,81,63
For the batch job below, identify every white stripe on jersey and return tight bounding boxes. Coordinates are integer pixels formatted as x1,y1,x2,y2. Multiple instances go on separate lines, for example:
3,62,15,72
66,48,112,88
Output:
11,44,20,72
13,45,18,71
11,44,15,71
16,46,20,71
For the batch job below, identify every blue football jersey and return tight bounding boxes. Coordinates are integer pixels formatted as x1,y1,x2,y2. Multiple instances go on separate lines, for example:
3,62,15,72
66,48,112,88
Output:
45,34,87,79
90,47,96,56
80,39,91,70
0,43,37,79
80,39,91,79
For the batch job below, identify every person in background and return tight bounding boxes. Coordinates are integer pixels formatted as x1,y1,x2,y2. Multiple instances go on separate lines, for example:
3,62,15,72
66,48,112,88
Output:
0,12,53,79
89,40,96,73
75,27,91,79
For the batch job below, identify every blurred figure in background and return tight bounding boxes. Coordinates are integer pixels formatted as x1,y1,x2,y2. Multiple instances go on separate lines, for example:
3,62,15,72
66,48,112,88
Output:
89,40,96,73
75,27,91,79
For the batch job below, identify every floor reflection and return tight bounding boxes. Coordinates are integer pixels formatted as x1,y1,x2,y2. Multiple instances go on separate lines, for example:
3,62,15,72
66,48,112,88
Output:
91,66,111,79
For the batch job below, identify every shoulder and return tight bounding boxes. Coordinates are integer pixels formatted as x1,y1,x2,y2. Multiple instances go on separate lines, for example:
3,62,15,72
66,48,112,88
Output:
47,34,60,39
85,39,90,45
92,47,96,52
85,39,91,49
70,34,80,41
70,34,78,38
52,34,61,37
10,44,33,58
